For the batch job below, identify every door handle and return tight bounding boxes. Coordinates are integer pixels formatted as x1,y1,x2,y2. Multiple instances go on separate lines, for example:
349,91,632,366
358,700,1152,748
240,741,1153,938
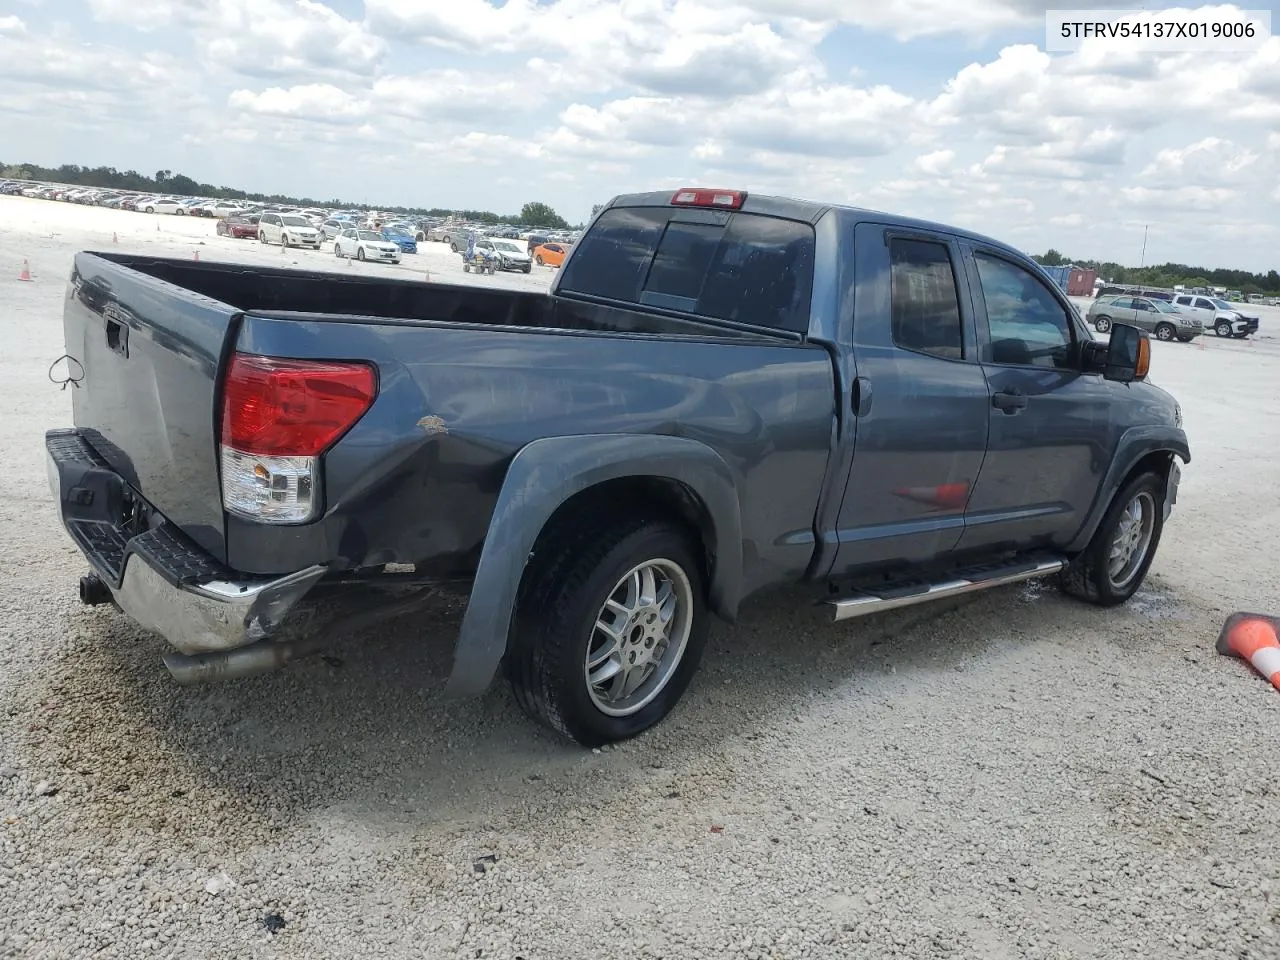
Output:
992,390,1027,413
851,377,873,417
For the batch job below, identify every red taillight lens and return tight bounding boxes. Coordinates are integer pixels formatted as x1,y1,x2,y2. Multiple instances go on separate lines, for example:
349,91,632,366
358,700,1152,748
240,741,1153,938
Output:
221,353,377,457
671,187,746,209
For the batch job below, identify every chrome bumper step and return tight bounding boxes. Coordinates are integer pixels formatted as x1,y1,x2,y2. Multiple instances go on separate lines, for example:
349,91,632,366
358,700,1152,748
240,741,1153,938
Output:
828,556,1067,621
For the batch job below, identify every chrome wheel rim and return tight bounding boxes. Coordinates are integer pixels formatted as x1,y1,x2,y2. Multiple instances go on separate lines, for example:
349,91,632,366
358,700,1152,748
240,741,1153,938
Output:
585,559,693,718
1156,326,1173,340
1108,491,1156,589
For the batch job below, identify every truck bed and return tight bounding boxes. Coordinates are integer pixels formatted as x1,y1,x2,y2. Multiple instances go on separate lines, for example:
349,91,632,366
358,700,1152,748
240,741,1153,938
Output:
63,252,836,590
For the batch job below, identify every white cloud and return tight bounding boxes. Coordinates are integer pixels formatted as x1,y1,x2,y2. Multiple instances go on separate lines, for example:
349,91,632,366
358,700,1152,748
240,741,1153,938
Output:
0,1,1276,271
87,0,387,79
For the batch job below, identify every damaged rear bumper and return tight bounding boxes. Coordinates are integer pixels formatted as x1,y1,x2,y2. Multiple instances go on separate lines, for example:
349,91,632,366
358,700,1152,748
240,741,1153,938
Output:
46,429,325,660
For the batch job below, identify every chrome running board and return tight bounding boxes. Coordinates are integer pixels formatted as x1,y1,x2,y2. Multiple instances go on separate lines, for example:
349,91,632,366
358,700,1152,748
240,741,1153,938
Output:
829,557,1067,622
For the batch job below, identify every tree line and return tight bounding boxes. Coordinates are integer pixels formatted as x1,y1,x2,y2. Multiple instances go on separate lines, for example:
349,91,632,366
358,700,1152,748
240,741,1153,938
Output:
1033,248,1280,295
0,161,575,230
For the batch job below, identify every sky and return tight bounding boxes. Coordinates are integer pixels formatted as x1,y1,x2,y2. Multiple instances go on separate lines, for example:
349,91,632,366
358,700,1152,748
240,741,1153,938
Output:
0,1,1277,271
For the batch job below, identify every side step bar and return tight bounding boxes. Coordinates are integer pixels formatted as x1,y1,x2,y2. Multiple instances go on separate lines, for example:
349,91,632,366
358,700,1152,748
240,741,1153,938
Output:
829,557,1067,622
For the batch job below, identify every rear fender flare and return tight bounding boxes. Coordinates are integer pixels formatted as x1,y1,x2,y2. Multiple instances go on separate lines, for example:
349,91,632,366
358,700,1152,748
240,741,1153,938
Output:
444,434,743,698
1067,425,1190,553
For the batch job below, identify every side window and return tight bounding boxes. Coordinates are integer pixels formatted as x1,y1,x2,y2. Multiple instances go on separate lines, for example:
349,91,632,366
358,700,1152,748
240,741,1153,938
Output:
973,253,1074,369
1133,299,1152,311
1174,296,1190,306
1110,297,1132,310
887,238,964,360
1194,298,1213,310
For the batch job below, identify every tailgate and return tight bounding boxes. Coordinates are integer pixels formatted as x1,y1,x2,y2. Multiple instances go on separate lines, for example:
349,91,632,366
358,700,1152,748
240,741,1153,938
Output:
64,252,239,562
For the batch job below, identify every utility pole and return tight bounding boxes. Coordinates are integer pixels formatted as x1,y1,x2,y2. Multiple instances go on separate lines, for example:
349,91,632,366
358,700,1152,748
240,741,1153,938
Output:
1139,224,1148,268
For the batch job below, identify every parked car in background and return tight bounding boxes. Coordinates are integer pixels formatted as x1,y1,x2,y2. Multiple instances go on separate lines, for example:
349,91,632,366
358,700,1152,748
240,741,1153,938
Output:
1170,294,1261,338
380,227,418,254
334,226,402,263
141,197,186,215
1087,296,1202,342
533,242,569,267
476,237,531,273
258,212,322,248
216,215,260,240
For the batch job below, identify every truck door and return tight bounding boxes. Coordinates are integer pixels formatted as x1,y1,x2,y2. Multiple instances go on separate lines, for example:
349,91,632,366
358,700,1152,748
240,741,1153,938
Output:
830,224,991,575
952,242,1112,554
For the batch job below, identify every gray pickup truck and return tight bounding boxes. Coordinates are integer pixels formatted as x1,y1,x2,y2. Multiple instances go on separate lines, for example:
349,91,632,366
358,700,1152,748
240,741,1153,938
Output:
47,187,1189,746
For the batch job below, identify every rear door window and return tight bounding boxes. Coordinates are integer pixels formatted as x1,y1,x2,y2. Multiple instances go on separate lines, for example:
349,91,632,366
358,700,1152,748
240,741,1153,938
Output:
559,206,815,333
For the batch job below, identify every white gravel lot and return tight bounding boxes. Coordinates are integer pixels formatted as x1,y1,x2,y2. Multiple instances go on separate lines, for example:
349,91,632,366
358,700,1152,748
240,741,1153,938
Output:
1,195,1279,960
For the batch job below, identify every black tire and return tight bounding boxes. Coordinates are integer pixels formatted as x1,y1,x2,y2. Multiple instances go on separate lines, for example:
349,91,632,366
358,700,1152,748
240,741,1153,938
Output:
1093,316,1112,333
523,264,531,274
1058,470,1166,606
259,231,267,244
1215,321,1231,337
1176,335,1194,343
1154,322,1175,342
334,244,342,257
535,255,544,265
357,248,366,262
176,208,186,216
506,517,710,746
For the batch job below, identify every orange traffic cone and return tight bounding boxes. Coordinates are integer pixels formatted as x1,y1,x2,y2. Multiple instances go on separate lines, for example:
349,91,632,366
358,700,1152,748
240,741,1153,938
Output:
17,259,32,282
1217,614,1280,691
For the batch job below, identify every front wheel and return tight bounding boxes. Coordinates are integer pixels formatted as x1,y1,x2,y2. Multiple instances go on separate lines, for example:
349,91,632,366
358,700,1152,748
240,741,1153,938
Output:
259,232,267,244
535,255,544,266
1215,321,1232,337
1058,470,1166,606
334,244,342,257
357,248,366,262
1093,316,1112,333
507,518,709,746
1154,322,1175,342
176,209,186,216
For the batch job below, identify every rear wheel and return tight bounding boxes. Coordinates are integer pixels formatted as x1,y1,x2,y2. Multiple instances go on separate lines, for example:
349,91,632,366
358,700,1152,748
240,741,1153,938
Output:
1093,316,1112,333
507,517,709,746
1154,322,1175,341
535,255,544,265
1059,471,1165,606
1176,335,1194,343
334,244,342,257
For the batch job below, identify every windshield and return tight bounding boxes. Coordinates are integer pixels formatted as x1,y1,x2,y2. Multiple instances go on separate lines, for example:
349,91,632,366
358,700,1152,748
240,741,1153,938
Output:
357,231,383,241
492,240,523,253
1210,298,1233,309
282,216,310,226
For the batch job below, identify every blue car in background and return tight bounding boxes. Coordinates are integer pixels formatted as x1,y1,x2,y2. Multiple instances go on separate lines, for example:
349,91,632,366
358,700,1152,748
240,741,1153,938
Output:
381,227,417,254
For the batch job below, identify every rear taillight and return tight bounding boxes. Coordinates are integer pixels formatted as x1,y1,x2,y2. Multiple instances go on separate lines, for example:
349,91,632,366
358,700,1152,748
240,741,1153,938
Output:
670,187,746,209
219,353,377,524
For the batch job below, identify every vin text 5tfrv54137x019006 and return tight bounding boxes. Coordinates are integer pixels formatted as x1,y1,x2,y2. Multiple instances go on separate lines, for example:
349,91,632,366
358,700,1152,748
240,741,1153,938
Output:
46,187,1189,747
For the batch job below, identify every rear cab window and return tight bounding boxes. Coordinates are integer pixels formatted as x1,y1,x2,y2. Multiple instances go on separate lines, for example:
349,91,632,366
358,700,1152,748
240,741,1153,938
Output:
558,206,816,333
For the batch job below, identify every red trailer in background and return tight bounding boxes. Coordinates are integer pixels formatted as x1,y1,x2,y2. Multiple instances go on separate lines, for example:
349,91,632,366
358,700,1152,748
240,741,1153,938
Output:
1067,268,1098,297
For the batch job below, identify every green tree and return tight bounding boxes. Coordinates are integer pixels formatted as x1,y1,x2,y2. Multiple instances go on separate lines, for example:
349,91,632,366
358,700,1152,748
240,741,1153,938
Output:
591,203,604,217
520,201,569,229
1035,248,1067,266
1,164,30,179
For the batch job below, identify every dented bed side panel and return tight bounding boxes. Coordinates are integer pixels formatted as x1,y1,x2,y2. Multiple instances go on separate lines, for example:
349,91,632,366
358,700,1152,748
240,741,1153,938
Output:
230,314,836,589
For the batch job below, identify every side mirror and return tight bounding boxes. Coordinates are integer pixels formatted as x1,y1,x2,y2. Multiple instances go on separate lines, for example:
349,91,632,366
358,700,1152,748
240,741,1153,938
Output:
1102,323,1150,383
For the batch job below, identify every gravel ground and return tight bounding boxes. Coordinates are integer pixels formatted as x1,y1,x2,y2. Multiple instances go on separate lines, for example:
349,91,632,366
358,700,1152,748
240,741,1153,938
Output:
2,196,1279,959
